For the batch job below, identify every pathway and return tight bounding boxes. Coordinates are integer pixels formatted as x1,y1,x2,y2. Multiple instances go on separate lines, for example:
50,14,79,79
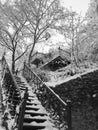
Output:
15,74,58,130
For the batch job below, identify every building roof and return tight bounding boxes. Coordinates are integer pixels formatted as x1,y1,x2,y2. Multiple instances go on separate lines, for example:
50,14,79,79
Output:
39,50,71,71
31,48,71,70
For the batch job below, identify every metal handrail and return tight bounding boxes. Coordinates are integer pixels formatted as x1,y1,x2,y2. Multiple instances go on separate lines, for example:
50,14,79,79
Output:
1,56,25,130
23,62,72,130
24,62,67,107
1,56,21,93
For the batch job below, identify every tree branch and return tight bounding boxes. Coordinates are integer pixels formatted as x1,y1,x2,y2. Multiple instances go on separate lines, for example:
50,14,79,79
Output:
15,43,32,62
0,33,13,51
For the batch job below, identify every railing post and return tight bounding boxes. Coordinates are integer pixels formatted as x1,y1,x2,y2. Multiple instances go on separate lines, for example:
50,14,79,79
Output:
67,101,72,130
23,61,26,77
18,88,28,130
22,63,69,130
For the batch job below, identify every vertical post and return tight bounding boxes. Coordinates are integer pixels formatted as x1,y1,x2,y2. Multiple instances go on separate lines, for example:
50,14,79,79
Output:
0,76,3,113
37,79,38,89
67,101,72,130
18,88,28,130
22,61,25,77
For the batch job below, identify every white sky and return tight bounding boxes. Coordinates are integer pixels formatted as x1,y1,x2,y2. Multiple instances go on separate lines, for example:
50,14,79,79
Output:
60,0,90,17
1,0,91,53
2,0,90,15
37,0,91,53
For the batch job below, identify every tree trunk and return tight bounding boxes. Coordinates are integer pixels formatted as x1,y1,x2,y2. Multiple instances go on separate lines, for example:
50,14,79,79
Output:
28,39,36,66
71,37,79,69
12,51,15,73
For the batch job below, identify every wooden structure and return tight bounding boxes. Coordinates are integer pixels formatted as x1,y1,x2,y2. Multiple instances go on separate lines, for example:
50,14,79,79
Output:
40,55,70,71
39,47,71,71
23,62,72,130
0,55,72,130
1,56,27,130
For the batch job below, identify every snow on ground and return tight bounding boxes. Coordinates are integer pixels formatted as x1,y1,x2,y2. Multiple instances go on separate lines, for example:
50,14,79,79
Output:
0,113,5,130
0,126,6,130
45,65,98,87
0,63,4,130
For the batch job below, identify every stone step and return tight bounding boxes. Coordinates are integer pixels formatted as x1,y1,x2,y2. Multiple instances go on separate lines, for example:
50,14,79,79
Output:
23,122,46,130
26,102,41,106
25,110,47,116
19,87,26,90
27,97,38,101
26,99,41,105
18,75,58,130
24,115,47,123
23,120,57,130
26,105,40,111
28,93,36,97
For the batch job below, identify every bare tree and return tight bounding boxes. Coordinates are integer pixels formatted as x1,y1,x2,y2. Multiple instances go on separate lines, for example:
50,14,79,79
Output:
20,0,64,66
0,1,30,73
54,9,85,68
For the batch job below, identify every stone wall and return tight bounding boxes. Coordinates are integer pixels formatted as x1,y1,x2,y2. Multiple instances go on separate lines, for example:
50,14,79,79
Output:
52,69,98,130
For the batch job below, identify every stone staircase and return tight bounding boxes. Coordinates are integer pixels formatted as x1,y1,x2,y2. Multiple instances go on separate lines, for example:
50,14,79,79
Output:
15,75,58,130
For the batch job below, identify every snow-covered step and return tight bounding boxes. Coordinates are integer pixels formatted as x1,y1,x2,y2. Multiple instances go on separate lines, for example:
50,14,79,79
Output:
28,96,38,100
23,120,57,130
25,106,40,111
25,110,47,116
24,115,47,123
26,104,43,109
17,75,58,130
23,122,46,130
24,115,47,120
28,93,36,97
26,100,41,106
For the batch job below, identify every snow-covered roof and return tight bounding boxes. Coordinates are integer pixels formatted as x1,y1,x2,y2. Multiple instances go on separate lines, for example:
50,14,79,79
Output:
39,51,70,70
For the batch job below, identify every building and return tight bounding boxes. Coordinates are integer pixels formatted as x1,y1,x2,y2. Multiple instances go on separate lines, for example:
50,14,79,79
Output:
39,47,71,71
